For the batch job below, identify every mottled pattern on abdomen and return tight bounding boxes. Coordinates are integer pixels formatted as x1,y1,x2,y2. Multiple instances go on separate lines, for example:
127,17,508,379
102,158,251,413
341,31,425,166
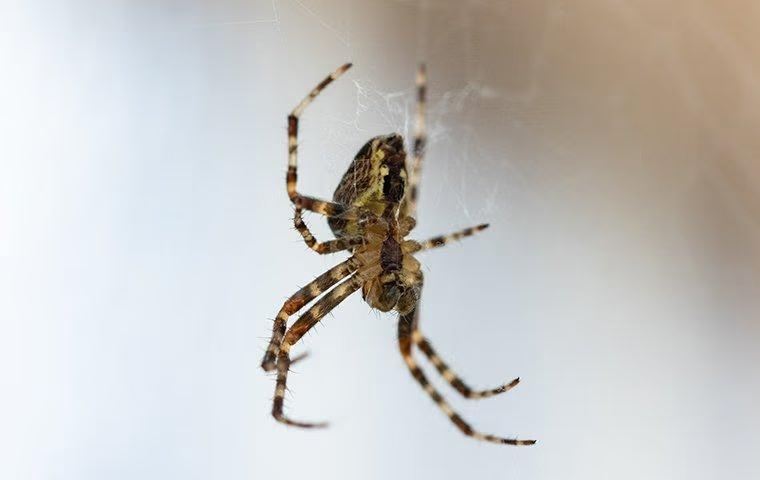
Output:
328,153,373,238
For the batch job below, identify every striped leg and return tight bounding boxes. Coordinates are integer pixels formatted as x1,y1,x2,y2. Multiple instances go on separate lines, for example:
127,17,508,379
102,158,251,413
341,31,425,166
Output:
286,63,352,220
413,331,520,399
418,223,489,251
261,258,357,372
398,307,535,446
272,275,362,428
401,63,427,219
293,207,363,254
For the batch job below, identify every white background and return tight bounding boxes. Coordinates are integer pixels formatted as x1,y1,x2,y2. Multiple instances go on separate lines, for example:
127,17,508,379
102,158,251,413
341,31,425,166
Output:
2,1,759,479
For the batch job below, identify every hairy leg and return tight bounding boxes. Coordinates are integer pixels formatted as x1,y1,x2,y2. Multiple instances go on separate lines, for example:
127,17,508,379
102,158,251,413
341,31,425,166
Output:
415,223,490,252
413,331,520,399
286,63,352,217
261,257,357,371
272,275,362,428
293,207,363,254
284,62,353,256
401,64,427,219
398,305,535,446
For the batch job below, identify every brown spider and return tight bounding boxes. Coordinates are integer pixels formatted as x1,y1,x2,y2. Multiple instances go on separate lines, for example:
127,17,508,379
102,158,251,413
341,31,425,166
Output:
261,63,535,446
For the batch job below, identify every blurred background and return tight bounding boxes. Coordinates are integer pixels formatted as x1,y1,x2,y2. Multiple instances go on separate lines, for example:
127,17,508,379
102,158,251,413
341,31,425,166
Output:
2,1,759,479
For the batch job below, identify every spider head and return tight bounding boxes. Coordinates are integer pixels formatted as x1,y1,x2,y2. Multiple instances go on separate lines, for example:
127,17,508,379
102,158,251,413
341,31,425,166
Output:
363,275,403,313
362,236,421,314
363,274,418,314
354,133,408,204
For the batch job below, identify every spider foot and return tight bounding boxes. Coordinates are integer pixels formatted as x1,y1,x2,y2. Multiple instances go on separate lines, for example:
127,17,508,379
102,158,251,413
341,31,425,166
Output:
455,377,520,400
471,376,520,399
473,433,536,446
273,412,329,429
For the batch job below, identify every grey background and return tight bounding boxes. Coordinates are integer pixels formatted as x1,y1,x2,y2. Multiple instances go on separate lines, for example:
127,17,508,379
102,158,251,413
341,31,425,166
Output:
2,1,759,479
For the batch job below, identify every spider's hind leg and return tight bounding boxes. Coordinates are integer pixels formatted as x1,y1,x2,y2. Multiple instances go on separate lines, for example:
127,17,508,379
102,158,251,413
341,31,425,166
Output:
272,275,362,428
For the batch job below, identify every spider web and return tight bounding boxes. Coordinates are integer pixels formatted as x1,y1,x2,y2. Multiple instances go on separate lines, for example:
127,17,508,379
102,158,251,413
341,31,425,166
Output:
251,1,560,230
194,0,759,248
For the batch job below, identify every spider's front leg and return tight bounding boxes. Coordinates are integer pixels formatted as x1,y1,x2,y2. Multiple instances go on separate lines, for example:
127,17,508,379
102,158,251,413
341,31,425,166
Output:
397,297,535,445
408,222,517,398
272,275,362,428
412,330,520,399
261,258,357,371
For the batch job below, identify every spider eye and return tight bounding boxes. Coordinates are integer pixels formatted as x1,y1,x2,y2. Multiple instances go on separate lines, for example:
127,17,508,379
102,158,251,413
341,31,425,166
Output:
379,164,390,176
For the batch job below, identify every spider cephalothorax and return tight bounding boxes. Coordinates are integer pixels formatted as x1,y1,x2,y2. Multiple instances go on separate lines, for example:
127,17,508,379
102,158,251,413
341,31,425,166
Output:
353,214,421,315
261,63,535,446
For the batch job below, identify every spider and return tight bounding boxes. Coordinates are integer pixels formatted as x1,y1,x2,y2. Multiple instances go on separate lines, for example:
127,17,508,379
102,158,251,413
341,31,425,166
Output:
261,63,535,446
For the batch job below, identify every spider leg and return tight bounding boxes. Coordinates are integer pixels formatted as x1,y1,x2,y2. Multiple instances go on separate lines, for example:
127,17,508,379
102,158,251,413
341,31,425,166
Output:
413,331,520,399
401,63,427,219
286,63,352,218
416,223,490,251
261,257,357,371
273,275,362,428
284,63,356,252
410,225,516,399
397,305,535,446
293,207,363,254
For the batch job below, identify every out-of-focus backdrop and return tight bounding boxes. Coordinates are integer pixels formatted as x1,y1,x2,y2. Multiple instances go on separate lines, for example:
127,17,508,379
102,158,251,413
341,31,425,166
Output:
2,1,759,479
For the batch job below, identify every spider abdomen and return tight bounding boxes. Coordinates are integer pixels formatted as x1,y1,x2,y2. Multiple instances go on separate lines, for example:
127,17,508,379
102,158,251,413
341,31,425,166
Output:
328,133,408,239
